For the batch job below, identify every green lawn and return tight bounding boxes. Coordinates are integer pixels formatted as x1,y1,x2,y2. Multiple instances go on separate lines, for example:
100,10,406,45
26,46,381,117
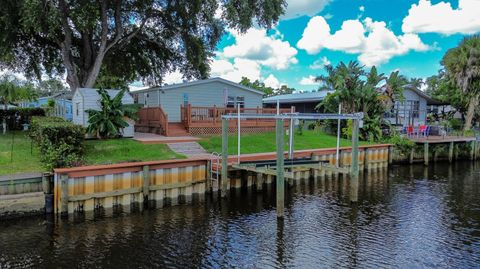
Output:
0,132,43,176
199,130,373,155
84,139,184,165
0,132,184,176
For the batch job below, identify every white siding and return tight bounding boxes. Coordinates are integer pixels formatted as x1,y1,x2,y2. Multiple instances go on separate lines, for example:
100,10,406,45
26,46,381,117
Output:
72,90,84,126
385,89,428,126
72,88,135,137
139,80,263,122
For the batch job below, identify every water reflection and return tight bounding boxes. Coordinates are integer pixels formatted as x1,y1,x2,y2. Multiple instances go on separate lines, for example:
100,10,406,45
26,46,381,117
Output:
1,162,480,268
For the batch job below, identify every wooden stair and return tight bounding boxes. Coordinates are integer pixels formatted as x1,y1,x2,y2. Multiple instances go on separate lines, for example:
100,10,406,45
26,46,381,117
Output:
167,123,190,137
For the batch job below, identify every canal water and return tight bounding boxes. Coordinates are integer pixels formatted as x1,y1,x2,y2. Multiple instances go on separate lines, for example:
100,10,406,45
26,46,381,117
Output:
1,162,480,268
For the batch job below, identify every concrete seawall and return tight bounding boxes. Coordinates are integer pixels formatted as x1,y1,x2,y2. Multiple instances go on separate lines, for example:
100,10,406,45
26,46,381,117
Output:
2,142,477,220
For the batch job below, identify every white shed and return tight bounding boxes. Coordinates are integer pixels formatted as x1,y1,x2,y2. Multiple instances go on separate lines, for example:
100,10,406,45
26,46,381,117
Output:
72,88,135,137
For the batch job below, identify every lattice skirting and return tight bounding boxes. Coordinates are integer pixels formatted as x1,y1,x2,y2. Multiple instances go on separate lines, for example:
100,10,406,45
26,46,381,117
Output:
187,126,276,136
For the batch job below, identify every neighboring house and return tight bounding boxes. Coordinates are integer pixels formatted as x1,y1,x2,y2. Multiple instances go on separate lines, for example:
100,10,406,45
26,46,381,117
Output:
132,78,281,136
133,77,264,122
384,87,445,126
72,88,135,138
20,92,73,121
263,91,332,113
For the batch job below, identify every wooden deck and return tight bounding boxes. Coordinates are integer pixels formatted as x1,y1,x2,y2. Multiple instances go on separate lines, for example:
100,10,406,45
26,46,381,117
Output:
181,105,293,129
410,135,476,144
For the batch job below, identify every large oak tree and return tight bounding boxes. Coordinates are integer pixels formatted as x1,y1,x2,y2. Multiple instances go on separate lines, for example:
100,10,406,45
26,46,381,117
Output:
0,0,286,90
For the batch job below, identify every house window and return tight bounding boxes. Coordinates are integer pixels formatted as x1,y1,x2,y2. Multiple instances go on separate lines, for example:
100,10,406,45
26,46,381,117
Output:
226,96,235,108
408,100,420,118
236,96,245,108
75,102,80,116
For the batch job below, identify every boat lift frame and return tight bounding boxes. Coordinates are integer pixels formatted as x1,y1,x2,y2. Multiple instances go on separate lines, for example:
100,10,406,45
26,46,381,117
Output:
220,112,364,218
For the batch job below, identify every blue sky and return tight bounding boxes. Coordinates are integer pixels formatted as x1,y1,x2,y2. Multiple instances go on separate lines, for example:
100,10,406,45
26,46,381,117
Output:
199,0,480,92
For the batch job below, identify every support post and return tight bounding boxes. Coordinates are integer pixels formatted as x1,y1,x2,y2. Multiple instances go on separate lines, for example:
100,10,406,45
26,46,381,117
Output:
350,119,359,203
388,146,393,165
276,119,285,218
449,142,454,163
470,141,476,161
221,118,229,197
142,165,150,204
409,147,415,164
288,106,294,159
60,174,69,218
424,142,429,166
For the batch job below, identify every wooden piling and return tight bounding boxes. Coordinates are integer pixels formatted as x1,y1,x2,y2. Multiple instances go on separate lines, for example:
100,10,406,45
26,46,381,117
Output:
221,118,229,197
142,165,150,203
276,119,285,218
388,146,393,165
60,174,69,218
256,172,264,191
409,147,414,164
470,141,476,161
350,119,359,203
424,142,429,166
449,142,454,163
364,148,369,171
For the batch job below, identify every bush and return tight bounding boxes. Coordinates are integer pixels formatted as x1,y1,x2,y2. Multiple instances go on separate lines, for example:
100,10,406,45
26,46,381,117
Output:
387,134,415,156
29,116,85,171
0,108,45,130
447,118,463,131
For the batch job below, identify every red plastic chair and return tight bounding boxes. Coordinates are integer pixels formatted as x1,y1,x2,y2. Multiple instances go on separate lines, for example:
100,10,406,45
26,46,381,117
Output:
407,125,414,137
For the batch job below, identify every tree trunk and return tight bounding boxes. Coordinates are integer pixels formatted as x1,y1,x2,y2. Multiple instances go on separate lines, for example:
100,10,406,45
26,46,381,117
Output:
463,94,478,131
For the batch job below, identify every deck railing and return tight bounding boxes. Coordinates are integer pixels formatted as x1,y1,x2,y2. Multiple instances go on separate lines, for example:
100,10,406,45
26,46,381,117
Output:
181,105,294,128
137,107,169,135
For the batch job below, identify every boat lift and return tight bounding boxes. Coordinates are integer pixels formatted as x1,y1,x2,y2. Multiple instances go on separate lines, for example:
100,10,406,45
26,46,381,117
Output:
220,112,364,218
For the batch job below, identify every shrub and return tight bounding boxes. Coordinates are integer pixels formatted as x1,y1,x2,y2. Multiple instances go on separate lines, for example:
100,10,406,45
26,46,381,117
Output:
29,116,85,171
0,108,45,130
447,118,463,131
387,134,415,156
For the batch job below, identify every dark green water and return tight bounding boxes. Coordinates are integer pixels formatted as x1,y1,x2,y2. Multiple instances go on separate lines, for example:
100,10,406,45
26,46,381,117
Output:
1,162,480,268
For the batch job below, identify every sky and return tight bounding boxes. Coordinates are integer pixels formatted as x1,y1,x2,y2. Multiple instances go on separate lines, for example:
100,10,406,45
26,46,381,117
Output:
161,0,479,92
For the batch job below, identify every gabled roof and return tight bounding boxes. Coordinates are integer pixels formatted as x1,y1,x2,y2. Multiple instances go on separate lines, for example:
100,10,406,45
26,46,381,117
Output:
263,90,333,104
133,77,264,95
404,86,448,105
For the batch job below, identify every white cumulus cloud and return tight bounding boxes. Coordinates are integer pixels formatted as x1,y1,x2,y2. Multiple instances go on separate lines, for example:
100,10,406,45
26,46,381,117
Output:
299,75,318,86
210,58,261,83
263,74,283,89
402,0,480,35
223,28,298,70
282,0,332,20
297,16,430,66
310,56,331,69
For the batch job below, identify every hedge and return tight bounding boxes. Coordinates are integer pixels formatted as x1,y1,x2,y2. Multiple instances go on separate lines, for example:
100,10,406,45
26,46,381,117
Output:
29,116,85,171
0,108,46,130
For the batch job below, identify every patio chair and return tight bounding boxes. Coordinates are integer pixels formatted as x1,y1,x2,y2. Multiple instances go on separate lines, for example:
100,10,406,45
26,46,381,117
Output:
407,125,415,138
418,125,427,137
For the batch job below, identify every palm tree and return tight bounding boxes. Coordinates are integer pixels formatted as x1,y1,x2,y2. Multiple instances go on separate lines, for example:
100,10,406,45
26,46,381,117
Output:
382,71,408,108
0,75,37,134
86,88,138,139
442,36,480,130
408,77,424,89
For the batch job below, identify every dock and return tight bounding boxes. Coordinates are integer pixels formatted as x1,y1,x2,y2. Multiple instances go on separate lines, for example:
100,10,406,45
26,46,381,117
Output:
408,136,478,164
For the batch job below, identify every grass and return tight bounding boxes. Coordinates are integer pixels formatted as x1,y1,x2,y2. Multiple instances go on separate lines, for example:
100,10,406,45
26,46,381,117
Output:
198,129,373,155
0,132,42,176
84,139,184,165
0,131,184,176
